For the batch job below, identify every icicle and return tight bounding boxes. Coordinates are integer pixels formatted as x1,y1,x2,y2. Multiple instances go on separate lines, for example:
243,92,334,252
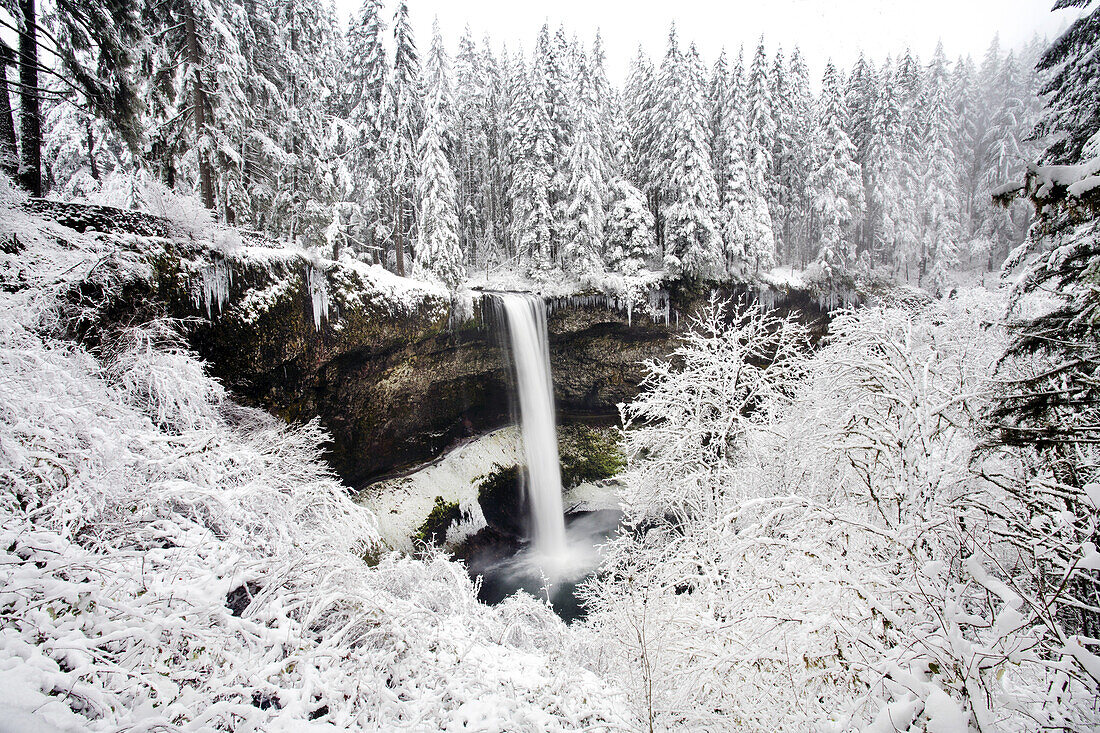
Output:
307,264,330,331
626,298,633,328
193,260,231,318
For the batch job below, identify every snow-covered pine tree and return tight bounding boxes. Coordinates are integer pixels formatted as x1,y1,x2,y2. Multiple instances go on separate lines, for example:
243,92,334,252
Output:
1033,2,1099,165
886,48,925,278
415,27,465,290
480,39,509,263
987,0,1100,678
916,42,961,290
561,52,607,277
344,0,389,260
660,37,723,279
745,38,775,197
980,51,1032,263
11,0,142,196
625,45,659,239
508,54,554,269
709,51,733,215
867,56,902,267
268,0,345,248
809,61,863,275
951,53,983,256
590,32,617,186
0,46,16,178
454,26,488,264
768,47,791,260
784,47,815,266
534,24,572,260
844,52,877,258
381,0,423,276
43,100,128,197
606,177,654,275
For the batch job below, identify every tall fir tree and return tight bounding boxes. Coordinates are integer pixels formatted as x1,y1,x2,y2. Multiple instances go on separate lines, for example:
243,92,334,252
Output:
415,21,464,290
382,0,422,276
562,52,607,277
916,42,961,290
344,0,389,259
809,61,863,275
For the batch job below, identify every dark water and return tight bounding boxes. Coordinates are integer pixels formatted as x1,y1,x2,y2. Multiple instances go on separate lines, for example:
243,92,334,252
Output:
465,509,621,622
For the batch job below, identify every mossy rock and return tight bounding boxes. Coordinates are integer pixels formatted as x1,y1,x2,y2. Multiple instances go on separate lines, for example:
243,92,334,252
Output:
477,464,526,538
557,424,625,488
414,496,463,545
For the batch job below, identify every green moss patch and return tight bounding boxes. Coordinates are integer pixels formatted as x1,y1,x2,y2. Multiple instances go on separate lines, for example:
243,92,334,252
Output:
414,496,462,545
557,425,625,488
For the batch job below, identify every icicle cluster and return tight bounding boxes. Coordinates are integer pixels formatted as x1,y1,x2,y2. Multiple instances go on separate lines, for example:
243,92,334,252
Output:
306,264,330,332
193,260,232,318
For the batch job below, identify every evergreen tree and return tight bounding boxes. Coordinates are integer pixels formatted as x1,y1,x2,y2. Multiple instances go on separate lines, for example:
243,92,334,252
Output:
345,0,389,259
562,53,607,276
509,55,554,268
844,52,877,256
625,45,658,220
659,35,722,279
988,0,1100,653
382,0,422,276
606,177,654,274
415,67,464,289
454,25,488,263
745,38,774,192
867,56,902,267
768,46,791,259
0,46,16,178
809,61,863,275
1034,3,1100,165
785,47,815,265
916,42,961,290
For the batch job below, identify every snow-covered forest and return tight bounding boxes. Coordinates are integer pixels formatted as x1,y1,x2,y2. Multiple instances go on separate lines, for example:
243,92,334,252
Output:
9,0,1047,291
1,0,1099,730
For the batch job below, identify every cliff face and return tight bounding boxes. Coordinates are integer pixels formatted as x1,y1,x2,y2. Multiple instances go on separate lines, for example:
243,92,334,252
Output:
33,200,854,486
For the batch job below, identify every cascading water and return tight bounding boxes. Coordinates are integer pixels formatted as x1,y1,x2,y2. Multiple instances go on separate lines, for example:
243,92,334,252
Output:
492,293,569,565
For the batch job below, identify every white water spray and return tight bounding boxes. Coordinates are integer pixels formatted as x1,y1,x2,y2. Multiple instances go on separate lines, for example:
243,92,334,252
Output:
494,293,569,565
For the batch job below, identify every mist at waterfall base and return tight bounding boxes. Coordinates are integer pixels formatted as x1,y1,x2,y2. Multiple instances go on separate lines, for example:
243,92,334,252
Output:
476,293,620,621
467,507,621,620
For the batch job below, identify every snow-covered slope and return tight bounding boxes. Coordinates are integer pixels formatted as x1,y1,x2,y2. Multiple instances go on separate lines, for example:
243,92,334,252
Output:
0,189,628,731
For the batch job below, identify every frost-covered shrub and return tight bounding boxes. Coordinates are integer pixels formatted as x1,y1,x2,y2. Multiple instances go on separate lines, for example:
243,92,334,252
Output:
103,318,225,432
584,290,1099,731
91,170,214,235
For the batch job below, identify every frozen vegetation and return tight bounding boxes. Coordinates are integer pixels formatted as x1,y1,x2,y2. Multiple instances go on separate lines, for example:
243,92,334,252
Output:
1,0,1099,729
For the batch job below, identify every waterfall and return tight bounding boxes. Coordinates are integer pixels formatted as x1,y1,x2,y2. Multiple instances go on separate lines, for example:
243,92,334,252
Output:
492,293,569,563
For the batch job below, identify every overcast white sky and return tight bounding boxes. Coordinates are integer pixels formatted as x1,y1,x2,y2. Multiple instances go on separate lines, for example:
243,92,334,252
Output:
332,0,1072,85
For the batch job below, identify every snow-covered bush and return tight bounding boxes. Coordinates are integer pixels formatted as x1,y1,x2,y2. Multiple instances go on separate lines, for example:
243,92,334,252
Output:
583,290,1099,731
90,170,215,235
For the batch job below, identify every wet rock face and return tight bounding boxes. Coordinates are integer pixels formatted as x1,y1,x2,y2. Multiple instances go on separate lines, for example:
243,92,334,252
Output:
548,310,675,416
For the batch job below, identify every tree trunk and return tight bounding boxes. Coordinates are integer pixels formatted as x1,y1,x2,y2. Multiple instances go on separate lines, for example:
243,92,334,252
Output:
395,199,406,276
0,45,18,178
16,0,41,196
184,1,215,210
85,120,100,181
